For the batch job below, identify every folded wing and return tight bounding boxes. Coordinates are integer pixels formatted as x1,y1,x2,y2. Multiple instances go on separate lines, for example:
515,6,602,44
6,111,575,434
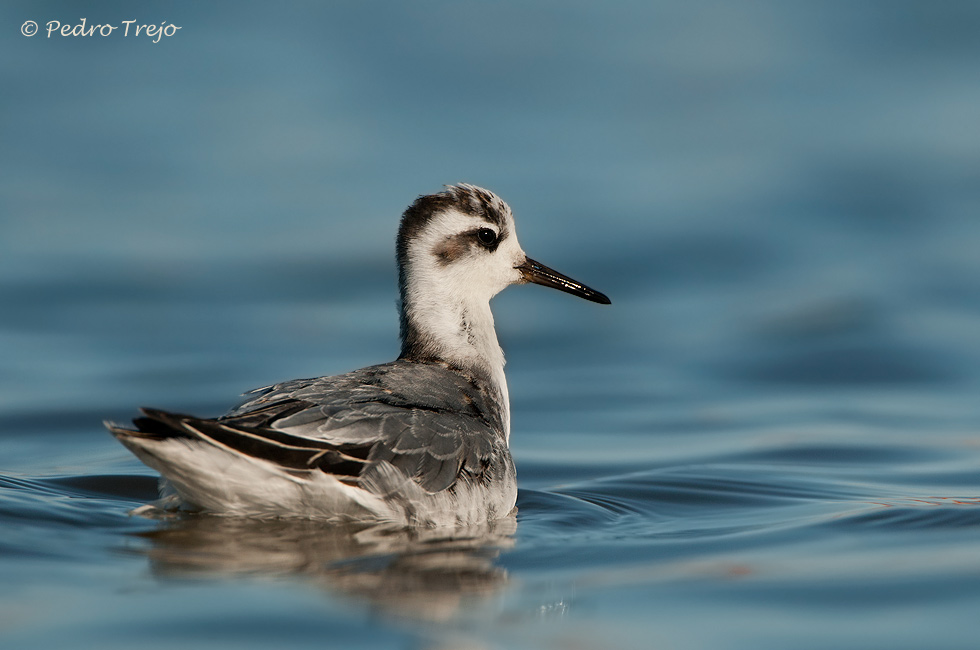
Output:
109,360,507,495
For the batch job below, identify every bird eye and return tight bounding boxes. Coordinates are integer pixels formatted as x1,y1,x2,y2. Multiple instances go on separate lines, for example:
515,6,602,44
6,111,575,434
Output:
476,228,497,246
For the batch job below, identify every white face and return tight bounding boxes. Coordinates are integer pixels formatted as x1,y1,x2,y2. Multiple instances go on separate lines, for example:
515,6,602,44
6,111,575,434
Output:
407,207,527,304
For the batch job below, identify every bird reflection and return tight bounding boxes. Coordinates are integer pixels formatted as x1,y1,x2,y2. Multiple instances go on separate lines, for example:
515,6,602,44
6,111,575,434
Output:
132,512,517,621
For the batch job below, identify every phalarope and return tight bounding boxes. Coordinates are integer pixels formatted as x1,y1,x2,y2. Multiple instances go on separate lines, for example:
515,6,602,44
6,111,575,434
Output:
107,184,610,526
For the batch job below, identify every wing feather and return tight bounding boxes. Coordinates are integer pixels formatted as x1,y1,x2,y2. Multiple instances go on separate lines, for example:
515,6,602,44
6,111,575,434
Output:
117,360,509,496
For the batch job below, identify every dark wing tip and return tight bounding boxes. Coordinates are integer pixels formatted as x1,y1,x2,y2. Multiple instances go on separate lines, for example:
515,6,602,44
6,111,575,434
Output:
104,419,138,439
104,408,196,441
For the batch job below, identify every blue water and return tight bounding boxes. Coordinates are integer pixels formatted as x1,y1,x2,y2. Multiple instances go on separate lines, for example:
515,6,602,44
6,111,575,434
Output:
3,1,980,648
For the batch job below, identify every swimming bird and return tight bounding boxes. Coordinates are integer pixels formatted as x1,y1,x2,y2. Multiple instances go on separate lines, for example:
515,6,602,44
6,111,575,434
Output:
107,184,610,526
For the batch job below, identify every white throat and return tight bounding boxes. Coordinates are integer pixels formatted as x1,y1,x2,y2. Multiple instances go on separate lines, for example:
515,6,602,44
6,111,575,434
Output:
400,266,511,438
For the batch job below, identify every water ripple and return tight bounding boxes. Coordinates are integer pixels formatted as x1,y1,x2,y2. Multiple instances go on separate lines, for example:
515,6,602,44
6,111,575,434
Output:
829,497,980,531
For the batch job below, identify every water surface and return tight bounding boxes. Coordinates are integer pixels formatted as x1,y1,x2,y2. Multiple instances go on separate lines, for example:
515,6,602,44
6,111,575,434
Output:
3,2,980,648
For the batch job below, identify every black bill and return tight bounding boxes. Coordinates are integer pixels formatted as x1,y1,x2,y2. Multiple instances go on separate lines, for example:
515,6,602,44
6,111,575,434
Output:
517,257,611,305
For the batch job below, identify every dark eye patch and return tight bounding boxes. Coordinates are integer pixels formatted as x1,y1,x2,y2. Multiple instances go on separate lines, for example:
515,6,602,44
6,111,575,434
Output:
432,227,504,264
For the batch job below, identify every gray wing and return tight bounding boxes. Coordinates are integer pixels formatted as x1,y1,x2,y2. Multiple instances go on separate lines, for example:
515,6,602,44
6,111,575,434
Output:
206,360,509,494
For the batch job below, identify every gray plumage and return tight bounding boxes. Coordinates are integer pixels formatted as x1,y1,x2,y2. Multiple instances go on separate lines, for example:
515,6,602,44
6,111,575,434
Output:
224,360,511,495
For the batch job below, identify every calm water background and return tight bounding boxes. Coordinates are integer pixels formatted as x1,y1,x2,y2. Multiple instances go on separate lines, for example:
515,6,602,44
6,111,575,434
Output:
3,2,980,648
